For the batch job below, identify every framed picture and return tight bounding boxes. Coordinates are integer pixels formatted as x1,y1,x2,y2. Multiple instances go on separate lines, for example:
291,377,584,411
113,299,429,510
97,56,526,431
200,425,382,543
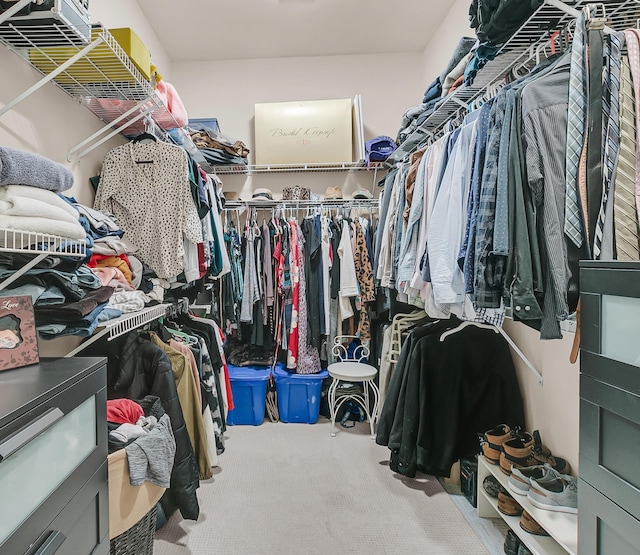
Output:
0,295,39,371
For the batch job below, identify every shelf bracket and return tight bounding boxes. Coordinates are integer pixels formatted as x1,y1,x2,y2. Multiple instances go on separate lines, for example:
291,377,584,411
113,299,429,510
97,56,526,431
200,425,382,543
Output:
498,327,544,385
0,252,47,291
67,99,151,161
0,36,105,119
75,104,156,160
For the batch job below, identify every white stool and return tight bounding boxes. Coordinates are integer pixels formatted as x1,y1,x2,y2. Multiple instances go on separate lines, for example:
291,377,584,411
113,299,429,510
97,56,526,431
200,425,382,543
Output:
327,336,380,439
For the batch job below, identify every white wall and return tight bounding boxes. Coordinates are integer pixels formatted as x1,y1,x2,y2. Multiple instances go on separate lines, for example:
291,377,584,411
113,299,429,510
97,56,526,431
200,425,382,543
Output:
421,0,474,86
171,52,422,198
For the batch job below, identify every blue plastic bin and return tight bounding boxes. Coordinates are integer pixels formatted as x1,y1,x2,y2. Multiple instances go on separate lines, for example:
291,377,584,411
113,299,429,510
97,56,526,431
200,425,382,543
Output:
274,365,329,424
227,365,271,425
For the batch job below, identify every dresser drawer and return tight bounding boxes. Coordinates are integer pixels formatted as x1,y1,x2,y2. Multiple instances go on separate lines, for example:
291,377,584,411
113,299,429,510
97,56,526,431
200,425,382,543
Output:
578,480,640,555
580,374,640,519
23,461,109,555
0,365,106,554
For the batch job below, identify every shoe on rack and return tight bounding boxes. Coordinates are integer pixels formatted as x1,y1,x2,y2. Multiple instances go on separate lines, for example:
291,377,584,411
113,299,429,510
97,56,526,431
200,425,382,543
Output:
500,430,567,476
482,424,513,465
498,491,524,517
519,510,550,536
517,542,534,555
483,475,507,498
503,529,521,555
527,474,578,514
508,464,558,496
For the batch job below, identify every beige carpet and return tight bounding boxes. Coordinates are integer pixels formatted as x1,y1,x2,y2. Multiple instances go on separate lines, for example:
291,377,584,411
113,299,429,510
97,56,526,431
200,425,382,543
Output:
154,420,490,555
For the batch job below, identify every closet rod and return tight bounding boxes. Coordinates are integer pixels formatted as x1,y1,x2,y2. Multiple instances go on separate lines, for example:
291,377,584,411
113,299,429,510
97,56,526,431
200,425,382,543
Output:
224,199,379,209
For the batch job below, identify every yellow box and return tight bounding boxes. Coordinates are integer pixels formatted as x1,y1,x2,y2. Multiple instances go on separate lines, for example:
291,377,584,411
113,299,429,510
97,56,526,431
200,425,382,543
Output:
255,99,354,165
29,27,151,84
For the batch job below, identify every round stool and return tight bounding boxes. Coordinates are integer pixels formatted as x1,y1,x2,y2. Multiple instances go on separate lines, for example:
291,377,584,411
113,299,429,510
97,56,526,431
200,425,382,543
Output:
327,361,379,439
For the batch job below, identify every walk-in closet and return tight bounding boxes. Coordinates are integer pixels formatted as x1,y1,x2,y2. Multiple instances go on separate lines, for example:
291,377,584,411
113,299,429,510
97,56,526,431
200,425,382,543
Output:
1,1,639,554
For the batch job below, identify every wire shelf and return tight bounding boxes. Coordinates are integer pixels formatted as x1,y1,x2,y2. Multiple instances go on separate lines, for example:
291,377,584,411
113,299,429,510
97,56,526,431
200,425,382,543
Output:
212,162,386,175
0,227,87,257
0,23,184,154
387,0,640,164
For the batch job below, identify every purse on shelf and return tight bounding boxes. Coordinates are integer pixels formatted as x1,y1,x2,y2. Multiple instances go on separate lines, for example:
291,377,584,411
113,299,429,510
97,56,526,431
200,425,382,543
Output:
282,186,311,201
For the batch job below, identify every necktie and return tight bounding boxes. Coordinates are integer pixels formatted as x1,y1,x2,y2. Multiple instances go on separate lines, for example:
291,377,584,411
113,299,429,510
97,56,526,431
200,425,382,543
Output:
625,29,640,223
614,54,640,260
565,9,589,247
594,32,622,259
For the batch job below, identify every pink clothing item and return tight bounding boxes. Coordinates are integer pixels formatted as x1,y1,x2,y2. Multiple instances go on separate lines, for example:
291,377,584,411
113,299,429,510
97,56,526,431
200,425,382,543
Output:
107,399,143,425
91,267,134,291
155,79,189,128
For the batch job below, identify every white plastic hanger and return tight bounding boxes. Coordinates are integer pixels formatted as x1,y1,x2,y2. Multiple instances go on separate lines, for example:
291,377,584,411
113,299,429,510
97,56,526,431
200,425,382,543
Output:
439,320,498,342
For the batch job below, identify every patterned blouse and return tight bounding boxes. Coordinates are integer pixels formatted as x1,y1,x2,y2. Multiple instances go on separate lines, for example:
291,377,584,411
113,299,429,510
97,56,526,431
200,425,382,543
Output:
95,142,203,280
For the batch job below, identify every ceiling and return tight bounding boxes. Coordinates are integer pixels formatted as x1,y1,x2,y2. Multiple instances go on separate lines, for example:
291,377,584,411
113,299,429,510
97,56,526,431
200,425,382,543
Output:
136,0,457,62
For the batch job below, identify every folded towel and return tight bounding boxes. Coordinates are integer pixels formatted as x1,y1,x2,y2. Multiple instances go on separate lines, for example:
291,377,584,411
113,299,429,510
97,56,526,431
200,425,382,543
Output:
0,197,79,225
0,147,74,192
0,214,87,239
0,185,79,219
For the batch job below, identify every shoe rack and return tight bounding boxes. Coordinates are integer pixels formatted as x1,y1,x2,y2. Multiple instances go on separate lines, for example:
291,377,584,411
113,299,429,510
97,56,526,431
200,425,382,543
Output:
477,457,577,555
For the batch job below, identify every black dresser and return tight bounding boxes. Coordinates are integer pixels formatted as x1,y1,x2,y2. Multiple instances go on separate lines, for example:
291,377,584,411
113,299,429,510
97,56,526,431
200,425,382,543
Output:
0,358,108,555
579,262,640,554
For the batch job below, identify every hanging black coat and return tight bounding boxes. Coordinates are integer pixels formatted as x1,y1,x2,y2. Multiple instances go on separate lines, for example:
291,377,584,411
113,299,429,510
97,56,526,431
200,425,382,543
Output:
84,330,200,521
377,322,525,478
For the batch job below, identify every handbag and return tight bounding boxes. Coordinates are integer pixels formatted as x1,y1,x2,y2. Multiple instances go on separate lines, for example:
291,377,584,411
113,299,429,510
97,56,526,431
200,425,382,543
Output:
282,185,311,201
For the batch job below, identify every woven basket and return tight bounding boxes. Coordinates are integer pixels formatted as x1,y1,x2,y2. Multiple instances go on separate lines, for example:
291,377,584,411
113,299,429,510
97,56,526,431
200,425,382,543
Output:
109,505,157,555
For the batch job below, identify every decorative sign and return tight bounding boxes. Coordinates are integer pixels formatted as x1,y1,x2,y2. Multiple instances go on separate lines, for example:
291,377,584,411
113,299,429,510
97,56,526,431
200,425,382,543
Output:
0,295,39,372
255,98,354,165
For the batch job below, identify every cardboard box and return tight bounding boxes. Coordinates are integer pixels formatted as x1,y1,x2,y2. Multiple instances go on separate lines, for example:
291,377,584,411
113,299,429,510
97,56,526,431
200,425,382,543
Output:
0,295,39,372
255,98,354,165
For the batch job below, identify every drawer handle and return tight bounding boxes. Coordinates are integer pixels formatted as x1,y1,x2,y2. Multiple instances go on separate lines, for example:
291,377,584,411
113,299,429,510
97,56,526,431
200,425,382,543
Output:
32,530,66,555
0,407,65,463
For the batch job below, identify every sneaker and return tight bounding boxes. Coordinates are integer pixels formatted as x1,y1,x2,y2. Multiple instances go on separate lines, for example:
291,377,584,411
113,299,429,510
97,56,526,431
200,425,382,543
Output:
482,424,513,465
519,511,550,536
503,529,521,555
527,475,578,514
508,464,558,496
483,475,507,498
498,491,524,516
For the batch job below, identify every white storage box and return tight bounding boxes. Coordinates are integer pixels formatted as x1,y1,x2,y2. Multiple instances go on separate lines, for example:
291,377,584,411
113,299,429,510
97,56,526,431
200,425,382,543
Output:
255,98,354,165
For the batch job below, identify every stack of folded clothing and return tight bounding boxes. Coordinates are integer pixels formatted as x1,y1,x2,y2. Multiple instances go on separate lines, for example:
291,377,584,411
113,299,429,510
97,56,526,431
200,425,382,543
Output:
188,123,249,166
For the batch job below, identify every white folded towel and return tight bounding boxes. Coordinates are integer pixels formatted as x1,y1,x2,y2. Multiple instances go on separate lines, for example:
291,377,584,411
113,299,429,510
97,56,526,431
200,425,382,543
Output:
0,185,79,219
0,197,79,225
0,214,86,239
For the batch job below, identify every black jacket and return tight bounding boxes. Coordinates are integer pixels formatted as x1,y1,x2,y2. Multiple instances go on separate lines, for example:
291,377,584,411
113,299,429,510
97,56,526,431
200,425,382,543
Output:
469,0,543,45
377,322,525,478
85,331,200,520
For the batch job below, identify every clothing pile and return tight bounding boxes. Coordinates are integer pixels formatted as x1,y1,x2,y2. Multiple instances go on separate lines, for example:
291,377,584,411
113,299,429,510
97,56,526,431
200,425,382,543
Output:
85,311,233,521
221,209,376,374
188,122,249,167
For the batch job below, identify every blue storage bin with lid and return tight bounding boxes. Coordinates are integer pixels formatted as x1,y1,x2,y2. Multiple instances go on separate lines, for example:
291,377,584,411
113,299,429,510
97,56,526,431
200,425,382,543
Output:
273,364,329,424
227,365,271,425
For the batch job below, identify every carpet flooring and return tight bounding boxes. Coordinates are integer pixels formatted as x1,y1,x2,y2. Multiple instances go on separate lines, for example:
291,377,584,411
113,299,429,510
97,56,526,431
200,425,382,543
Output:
154,420,491,555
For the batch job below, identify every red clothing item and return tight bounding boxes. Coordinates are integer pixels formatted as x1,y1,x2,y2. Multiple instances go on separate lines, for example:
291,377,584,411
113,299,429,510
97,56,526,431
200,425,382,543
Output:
217,327,234,411
197,242,207,278
106,398,144,424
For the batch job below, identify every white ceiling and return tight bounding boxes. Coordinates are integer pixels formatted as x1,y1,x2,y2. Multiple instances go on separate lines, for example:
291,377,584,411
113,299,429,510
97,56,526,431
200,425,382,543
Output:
136,0,457,62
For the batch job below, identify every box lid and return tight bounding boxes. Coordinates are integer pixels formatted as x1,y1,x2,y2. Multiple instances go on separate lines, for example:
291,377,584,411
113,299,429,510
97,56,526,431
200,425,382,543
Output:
274,365,328,380
227,365,271,381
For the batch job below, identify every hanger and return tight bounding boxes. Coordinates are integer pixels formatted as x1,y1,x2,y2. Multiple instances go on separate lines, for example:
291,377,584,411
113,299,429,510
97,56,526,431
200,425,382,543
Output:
439,320,499,342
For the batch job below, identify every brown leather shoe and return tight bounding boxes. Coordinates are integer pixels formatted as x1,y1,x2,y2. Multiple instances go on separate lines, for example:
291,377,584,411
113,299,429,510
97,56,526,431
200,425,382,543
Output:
501,430,570,476
481,424,512,465
519,511,550,536
498,491,523,516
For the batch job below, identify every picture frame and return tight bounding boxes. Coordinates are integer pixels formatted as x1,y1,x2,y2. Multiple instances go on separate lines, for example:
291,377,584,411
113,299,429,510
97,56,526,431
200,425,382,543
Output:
0,295,39,371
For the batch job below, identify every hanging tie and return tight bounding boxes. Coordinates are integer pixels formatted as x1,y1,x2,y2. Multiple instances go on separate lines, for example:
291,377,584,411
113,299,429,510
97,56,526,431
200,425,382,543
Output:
565,7,590,248
593,31,623,259
614,52,640,260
